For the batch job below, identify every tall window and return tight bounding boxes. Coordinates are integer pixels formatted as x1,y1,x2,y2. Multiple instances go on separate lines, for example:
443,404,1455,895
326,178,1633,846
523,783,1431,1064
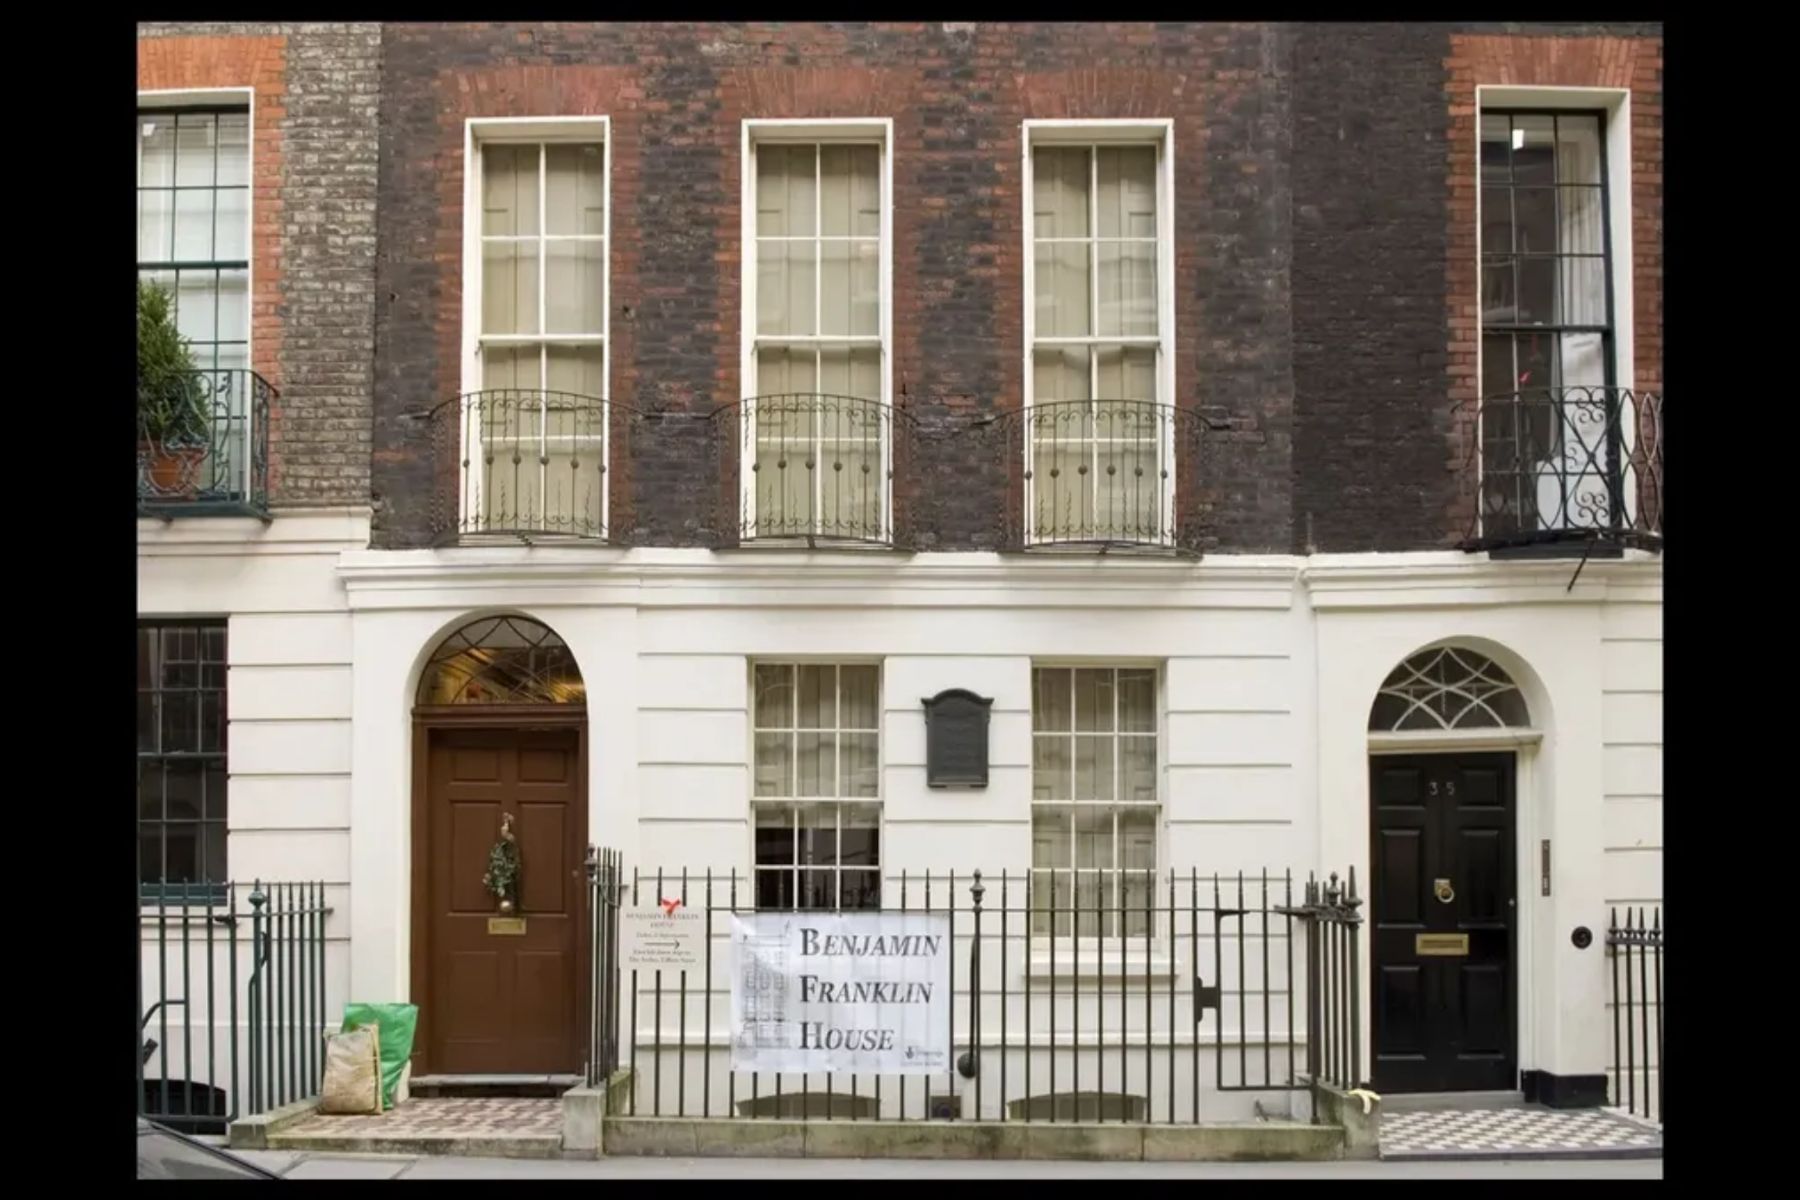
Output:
137,107,250,375
752,664,881,910
1030,666,1159,937
1025,128,1173,545
1478,110,1614,534
472,134,609,535
138,621,228,895
744,127,891,541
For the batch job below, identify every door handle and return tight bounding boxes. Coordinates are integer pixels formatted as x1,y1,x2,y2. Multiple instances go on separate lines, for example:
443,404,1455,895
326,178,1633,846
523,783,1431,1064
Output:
1433,878,1455,904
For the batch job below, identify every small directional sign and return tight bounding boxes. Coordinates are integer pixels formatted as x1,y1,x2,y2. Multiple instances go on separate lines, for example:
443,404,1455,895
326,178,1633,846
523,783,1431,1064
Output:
620,899,705,972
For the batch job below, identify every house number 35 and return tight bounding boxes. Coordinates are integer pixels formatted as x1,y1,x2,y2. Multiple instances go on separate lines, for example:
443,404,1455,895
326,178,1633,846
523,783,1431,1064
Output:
1428,780,1456,796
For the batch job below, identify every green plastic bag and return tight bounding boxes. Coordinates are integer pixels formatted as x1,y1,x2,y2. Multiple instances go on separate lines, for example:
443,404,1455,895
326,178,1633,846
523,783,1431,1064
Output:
341,1003,418,1111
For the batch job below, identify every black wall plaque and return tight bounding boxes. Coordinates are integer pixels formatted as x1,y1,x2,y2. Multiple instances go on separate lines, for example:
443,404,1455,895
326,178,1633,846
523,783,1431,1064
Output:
922,689,993,788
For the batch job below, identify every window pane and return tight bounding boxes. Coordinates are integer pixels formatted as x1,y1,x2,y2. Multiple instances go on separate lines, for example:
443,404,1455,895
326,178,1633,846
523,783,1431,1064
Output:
175,114,216,187
840,732,879,799
1478,114,1511,183
1034,243,1092,337
839,870,881,910
753,392,814,533
140,115,176,188
820,145,880,237
1032,808,1072,869
1032,347,1091,406
796,665,834,728
483,144,539,237
217,270,249,345
797,870,836,911
1560,331,1607,391
756,346,817,397
165,823,200,883
483,241,539,335
139,189,173,261
816,346,881,401
1073,867,1105,937
1095,347,1156,402
820,240,879,337
1073,735,1113,801
840,804,880,866
1554,115,1603,186
139,761,164,819
754,663,794,729
1074,669,1114,732
545,239,606,334
1560,259,1607,327
174,188,214,260
756,240,816,336
839,665,879,729
138,691,158,753
140,828,164,885
1074,806,1110,868
1096,146,1156,239
216,113,249,186
1512,115,1555,184
1481,257,1517,326
161,691,198,754
757,868,795,910
545,344,605,399
215,188,248,261
796,731,834,797
756,145,816,238
1032,736,1071,800
1120,737,1156,805
482,344,537,391
199,690,225,754
1120,807,1156,869
203,822,227,885
1559,185,1605,257
1033,147,1090,239
1117,668,1156,731
1033,668,1072,732
1480,187,1511,256
798,805,838,865
1517,258,1555,326
1513,188,1555,255
1097,241,1157,336
754,732,793,797
204,761,228,819
755,806,794,865
545,143,605,236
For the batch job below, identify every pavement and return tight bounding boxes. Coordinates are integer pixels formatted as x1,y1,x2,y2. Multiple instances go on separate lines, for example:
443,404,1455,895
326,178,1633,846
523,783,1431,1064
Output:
232,1150,1662,1179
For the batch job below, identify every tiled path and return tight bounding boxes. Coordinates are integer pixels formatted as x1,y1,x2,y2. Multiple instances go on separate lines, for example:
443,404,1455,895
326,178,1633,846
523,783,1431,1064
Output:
282,1097,562,1138
1380,1106,1660,1160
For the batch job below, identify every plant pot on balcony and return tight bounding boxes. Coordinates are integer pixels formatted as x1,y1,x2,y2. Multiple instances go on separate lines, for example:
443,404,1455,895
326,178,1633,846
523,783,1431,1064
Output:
140,442,207,498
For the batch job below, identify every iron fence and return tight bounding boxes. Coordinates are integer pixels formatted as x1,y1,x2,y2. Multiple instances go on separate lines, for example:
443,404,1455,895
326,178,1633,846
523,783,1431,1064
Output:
1459,386,1663,552
137,881,330,1133
1607,905,1663,1124
709,393,917,548
974,400,1214,555
136,368,272,517
585,858,1362,1123
424,389,638,543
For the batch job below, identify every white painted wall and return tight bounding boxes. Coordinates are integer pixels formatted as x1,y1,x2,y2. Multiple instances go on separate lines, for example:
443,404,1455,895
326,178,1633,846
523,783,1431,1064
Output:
138,508,368,1106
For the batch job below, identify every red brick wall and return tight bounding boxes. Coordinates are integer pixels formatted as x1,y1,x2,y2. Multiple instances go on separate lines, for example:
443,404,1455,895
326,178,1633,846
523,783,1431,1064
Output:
1443,34,1663,539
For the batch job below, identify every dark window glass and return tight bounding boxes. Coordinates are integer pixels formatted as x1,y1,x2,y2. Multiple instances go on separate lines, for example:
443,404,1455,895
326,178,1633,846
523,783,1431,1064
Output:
138,621,228,895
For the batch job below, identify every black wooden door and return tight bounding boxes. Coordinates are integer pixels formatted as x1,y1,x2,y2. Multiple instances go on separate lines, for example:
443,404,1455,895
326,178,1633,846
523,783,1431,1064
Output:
1370,752,1517,1093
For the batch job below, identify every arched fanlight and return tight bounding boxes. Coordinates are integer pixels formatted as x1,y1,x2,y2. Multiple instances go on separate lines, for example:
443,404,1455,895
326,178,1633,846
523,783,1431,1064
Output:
418,615,585,706
1368,646,1529,732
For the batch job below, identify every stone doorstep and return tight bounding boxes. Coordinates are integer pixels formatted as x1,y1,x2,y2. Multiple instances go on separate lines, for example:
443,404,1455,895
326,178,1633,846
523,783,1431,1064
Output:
1381,1145,1661,1163
600,1117,1346,1162
228,1098,322,1150
264,1131,565,1161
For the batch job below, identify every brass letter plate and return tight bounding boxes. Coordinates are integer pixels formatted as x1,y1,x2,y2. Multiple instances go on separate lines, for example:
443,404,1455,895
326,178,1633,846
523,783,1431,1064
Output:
1416,933,1469,956
488,917,527,936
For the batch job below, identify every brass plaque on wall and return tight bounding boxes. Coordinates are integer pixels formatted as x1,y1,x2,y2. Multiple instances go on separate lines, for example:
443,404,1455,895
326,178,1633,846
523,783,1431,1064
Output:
488,917,527,936
1415,933,1469,956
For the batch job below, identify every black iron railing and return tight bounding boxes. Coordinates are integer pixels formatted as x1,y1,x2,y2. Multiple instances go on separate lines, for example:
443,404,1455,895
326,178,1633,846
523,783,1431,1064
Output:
977,400,1210,554
137,881,330,1134
137,369,272,518
1461,386,1663,552
585,858,1363,1124
426,389,628,543
711,394,915,548
1607,906,1663,1124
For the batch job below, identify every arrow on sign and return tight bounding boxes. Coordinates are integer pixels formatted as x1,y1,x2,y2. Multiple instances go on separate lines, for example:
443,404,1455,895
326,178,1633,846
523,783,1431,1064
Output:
639,939,682,950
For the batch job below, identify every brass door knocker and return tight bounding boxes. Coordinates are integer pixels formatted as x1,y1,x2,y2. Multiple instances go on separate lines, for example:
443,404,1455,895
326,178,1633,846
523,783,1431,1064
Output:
484,813,521,916
1433,877,1455,905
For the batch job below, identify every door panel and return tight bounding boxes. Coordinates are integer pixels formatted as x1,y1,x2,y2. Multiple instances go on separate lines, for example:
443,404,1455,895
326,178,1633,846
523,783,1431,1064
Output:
1370,752,1517,1092
424,726,586,1075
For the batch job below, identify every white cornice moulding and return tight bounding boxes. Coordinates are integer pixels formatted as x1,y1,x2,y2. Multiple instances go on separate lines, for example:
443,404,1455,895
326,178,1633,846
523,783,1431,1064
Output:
1302,552,1663,609
138,507,374,555
1368,728,1546,753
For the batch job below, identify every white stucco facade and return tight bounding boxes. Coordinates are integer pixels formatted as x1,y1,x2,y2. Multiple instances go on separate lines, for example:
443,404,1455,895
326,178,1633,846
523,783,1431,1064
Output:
139,527,1662,1109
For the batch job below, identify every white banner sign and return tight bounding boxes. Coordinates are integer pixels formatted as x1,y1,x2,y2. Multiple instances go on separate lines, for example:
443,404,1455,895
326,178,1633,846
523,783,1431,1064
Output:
730,912,952,1075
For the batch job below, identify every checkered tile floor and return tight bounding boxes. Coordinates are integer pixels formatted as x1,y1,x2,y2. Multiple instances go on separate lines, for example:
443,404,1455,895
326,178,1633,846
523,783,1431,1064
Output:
284,1097,563,1138
1381,1106,1661,1160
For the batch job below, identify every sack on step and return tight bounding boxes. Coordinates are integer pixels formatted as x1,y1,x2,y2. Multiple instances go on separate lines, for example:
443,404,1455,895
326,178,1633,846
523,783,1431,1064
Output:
319,1023,384,1115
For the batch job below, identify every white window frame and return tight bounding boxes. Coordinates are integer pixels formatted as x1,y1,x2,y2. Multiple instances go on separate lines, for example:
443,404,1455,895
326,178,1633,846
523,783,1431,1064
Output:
739,118,895,543
1472,87,1637,536
1021,120,1177,548
748,660,885,912
1027,662,1166,947
461,116,612,536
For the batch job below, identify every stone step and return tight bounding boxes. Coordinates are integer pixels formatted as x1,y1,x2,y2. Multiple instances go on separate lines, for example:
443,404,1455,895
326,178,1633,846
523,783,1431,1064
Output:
1379,1090,1525,1113
408,1074,582,1099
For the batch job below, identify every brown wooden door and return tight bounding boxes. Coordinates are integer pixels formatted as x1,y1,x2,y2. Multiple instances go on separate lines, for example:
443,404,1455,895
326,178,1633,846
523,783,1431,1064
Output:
1369,752,1517,1093
423,726,586,1074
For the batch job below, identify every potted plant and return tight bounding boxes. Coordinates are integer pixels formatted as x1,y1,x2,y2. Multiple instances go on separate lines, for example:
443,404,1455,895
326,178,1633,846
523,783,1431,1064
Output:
137,279,210,495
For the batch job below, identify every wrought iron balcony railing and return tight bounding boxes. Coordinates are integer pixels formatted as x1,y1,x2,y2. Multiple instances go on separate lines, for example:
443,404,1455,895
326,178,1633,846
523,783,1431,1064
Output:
425,389,627,543
710,393,916,548
978,400,1211,554
1460,386,1662,553
137,369,272,518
